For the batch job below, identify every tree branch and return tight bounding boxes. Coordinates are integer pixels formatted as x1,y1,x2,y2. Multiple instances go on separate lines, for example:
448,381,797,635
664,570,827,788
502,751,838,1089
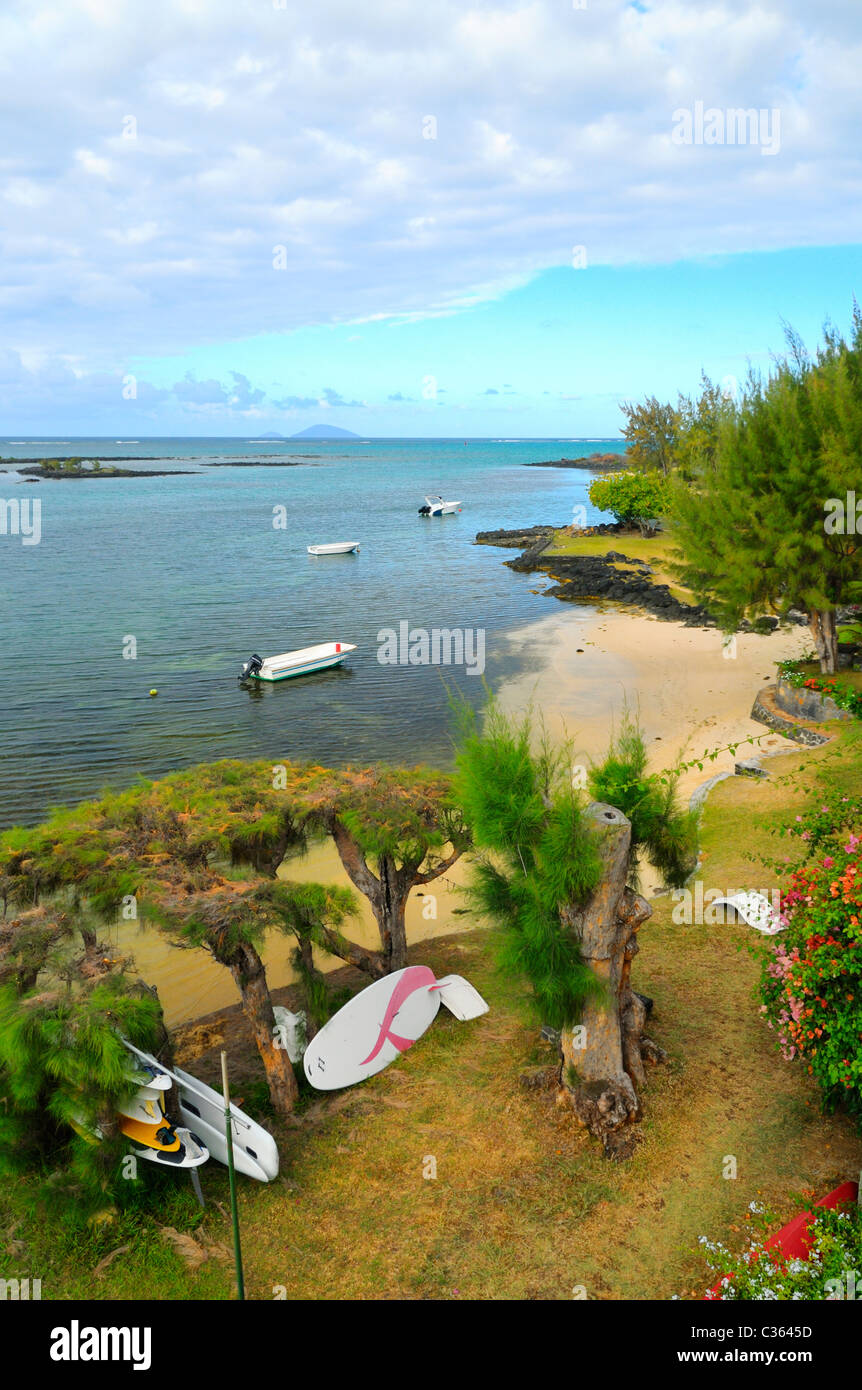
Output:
412,845,464,885
329,820,380,899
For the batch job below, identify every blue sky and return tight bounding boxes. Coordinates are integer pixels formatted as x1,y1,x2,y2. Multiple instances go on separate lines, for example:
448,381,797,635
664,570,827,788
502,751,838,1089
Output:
132,247,862,436
1,0,861,436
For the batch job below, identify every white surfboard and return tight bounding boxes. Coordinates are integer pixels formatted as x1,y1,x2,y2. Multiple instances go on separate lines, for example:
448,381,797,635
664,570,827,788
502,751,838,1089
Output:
433,974,490,1022
121,1039,279,1182
303,965,489,1091
173,1067,279,1183
709,891,785,935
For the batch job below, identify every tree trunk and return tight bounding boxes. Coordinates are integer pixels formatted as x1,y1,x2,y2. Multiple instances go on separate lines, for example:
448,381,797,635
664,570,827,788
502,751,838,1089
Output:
374,856,409,972
558,803,662,1160
328,823,410,974
328,820,463,977
224,939,299,1117
295,935,321,1040
809,609,838,674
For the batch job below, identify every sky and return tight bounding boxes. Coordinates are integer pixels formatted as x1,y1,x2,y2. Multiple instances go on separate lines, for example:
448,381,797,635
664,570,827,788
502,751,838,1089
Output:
1,0,861,437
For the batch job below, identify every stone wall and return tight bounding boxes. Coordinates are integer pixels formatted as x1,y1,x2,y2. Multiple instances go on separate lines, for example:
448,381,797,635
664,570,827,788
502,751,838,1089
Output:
774,677,852,723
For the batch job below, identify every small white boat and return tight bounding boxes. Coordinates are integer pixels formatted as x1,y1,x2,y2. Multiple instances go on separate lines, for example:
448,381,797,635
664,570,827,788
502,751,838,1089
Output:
239,641,356,682
418,494,462,516
307,541,360,555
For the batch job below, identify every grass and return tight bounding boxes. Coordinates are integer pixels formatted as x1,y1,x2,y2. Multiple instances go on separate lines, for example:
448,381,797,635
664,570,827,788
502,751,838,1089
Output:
543,527,694,605
2,726,861,1301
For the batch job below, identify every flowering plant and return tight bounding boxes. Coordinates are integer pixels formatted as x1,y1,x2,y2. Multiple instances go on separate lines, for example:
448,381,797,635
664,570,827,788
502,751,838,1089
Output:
759,820,862,1123
696,1202,862,1301
778,659,862,718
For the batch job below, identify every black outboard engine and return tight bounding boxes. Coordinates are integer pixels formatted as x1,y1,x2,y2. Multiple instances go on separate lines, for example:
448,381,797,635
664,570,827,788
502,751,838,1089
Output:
418,502,432,515
239,653,264,681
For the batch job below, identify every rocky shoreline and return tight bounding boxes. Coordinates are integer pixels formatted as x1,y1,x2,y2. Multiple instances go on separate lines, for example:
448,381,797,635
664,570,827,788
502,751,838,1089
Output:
11,463,190,479
525,451,629,471
477,523,715,625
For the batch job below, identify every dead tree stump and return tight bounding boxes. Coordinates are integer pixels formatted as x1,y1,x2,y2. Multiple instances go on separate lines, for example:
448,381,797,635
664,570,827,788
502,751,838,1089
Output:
559,803,664,1159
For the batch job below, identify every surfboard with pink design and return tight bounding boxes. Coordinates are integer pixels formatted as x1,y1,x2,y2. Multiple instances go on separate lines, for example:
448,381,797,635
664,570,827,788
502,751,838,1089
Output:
303,965,490,1091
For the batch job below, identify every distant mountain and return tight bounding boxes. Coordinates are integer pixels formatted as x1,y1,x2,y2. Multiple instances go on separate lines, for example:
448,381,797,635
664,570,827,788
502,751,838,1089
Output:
289,424,361,439
256,432,286,440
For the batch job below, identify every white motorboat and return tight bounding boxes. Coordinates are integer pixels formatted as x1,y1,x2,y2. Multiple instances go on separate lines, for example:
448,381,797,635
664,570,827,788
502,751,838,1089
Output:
307,541,360,555
239,641,357,682
418,495,462,516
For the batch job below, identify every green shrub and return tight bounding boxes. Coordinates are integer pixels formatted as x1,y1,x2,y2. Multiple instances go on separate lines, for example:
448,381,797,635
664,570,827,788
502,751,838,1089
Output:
588,470,671,536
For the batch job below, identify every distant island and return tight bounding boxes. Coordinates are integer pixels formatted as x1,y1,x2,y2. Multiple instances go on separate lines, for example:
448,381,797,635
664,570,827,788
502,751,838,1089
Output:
289,424,361,440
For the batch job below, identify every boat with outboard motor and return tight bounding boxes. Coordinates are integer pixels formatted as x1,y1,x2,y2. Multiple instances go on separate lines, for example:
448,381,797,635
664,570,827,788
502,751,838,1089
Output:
418,495,462,515
239,642,357,682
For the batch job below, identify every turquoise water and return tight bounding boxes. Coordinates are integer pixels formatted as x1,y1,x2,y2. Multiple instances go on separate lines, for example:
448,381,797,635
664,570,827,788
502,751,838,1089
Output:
0,437,624,827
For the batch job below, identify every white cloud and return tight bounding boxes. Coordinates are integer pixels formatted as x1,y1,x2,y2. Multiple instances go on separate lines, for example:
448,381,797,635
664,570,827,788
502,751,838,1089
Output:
157,81,226,110
0,0,857,375
74,148,111,178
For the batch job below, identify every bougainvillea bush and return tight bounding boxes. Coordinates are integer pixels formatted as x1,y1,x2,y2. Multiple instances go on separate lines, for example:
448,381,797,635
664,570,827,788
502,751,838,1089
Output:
759,806,862,1125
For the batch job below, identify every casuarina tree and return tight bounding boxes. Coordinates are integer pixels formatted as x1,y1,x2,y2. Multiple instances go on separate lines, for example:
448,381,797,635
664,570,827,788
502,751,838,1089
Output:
455,700,695,1158
671,310,862,673
280,763,471,978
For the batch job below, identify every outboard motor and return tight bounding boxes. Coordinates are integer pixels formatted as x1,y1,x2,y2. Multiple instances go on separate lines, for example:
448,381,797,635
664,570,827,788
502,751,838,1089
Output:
418,503,432,515
239,653,264,681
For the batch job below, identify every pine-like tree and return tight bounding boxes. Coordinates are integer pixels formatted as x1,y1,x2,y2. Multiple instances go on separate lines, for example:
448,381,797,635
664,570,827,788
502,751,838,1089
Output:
0,910,164,1219
455,700,694,1157
620,394,681,474
279,764,471,977
671,311,862,672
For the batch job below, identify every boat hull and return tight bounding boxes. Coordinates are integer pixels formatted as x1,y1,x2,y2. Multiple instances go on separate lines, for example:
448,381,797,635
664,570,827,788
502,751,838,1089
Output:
252,642,357,681
254,654,350,681
307,542,360,555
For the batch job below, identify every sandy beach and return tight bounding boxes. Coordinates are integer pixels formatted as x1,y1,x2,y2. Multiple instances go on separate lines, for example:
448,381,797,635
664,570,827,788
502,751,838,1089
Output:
497,606,813,803
122,604,813,1025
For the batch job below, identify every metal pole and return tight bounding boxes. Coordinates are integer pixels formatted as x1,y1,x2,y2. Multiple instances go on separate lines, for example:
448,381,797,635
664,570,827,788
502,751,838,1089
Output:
220,1050,245,1301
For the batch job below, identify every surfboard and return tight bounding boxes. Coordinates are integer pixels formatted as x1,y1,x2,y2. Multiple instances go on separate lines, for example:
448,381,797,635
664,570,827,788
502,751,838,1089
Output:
121,1039,279,1183
303,965,489,1091
709,891,784,934
173,1066,279,1183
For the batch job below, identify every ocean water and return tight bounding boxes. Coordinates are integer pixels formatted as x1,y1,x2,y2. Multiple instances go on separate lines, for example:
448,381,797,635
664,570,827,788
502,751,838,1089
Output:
0,437,624,828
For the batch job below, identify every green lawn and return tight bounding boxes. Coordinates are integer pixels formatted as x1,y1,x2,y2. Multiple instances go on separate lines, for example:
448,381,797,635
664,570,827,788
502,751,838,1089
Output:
543,527,694,605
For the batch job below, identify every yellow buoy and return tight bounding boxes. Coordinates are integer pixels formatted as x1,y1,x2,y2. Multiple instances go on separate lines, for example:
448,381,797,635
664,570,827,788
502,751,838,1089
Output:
149,689,158,697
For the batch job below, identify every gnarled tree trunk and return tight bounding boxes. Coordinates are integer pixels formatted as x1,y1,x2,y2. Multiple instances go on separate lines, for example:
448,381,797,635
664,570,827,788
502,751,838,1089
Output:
809,608,838,674
558,803,664,1160
221,938,299,1117
328,820,462,977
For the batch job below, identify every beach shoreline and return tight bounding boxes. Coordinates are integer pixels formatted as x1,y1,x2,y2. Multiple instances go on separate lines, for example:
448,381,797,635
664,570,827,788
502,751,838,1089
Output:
496,604,811,801
140,598,813,1027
